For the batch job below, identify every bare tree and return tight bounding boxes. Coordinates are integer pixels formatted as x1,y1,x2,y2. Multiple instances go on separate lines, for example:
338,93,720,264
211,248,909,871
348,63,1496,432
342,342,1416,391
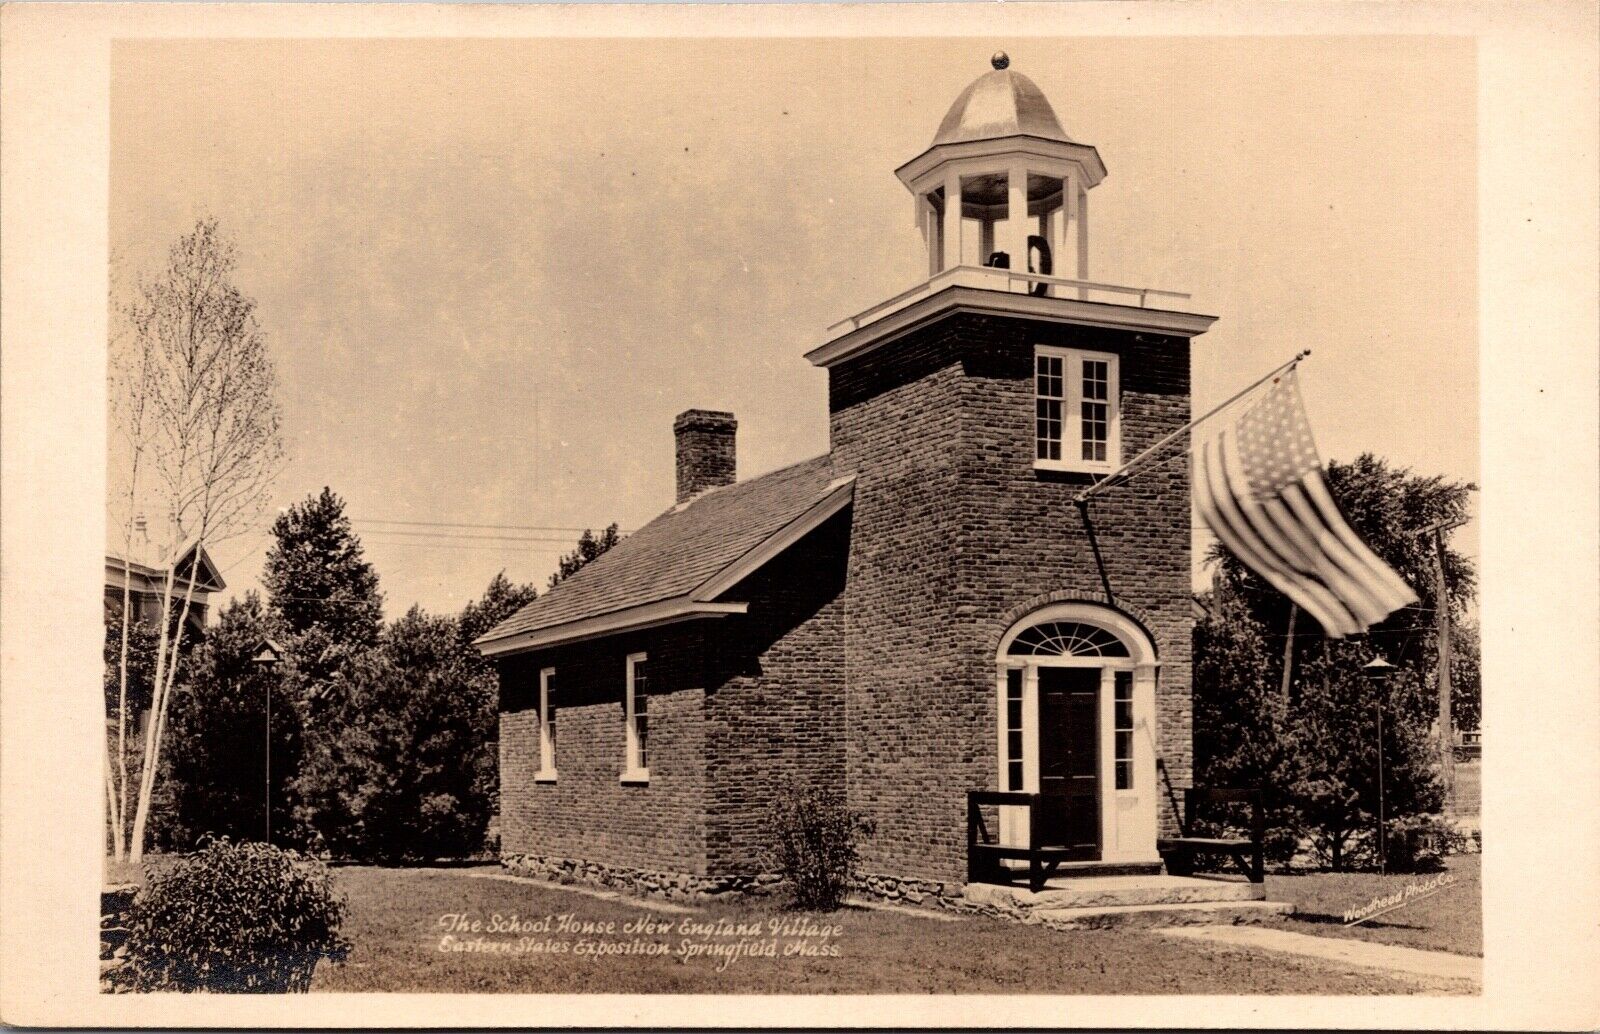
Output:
108,220,285,863
107,244,150,862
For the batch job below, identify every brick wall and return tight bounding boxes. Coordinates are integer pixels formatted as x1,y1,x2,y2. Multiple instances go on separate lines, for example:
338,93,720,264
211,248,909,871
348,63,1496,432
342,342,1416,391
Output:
829,312,1195,884
497,627,709,875
497,511,850,879
704,509,850,873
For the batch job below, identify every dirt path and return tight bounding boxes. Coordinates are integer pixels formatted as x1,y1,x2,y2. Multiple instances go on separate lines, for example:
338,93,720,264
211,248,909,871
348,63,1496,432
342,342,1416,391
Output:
1156,924,1481,991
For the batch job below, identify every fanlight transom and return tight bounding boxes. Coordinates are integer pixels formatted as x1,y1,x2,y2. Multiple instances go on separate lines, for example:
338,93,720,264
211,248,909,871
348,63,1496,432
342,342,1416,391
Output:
1006,620,1129,658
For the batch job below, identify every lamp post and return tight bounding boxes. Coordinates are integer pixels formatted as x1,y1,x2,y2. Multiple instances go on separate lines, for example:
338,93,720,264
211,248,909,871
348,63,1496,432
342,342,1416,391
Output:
1363,654,1396,875
251,640,283,846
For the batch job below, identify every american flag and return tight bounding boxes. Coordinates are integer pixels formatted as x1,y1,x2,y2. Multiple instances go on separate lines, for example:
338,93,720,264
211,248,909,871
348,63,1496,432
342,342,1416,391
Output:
1194,368,1417,637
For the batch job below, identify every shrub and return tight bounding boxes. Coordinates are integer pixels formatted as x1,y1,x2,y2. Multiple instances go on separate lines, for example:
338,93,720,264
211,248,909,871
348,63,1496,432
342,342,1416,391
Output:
1383,815,1460,873
110,839,349,992
766,784,874,911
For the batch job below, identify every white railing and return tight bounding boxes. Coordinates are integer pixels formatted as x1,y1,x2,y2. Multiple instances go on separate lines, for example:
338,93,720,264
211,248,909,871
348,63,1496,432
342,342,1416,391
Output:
827,265,1192,335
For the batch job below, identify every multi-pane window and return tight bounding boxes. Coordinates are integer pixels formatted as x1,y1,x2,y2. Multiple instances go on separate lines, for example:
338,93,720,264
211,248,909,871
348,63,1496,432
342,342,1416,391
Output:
1114,670,1134,790
538,667,557,778
624,653,650,779
1004,668,1024,792
1034,347,1119,472
1081,359,1109,463
1035,354,1065,463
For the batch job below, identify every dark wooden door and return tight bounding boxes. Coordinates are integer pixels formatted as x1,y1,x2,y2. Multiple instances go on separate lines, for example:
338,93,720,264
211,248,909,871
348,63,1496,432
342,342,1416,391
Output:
1037,666,1100,859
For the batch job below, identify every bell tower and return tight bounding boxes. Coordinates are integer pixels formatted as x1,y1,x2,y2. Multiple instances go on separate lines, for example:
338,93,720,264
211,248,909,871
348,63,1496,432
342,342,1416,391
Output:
897,52,1104,290
815,54,1217,883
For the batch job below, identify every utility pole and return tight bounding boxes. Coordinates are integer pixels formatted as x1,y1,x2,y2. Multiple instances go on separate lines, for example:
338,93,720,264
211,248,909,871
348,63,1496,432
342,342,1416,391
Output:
1411,519,1465,805
1431,526,1455,802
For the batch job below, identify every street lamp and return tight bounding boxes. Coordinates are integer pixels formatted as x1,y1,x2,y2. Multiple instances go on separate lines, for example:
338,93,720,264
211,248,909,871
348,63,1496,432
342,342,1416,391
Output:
251,639,283,846
1363,653,1397,875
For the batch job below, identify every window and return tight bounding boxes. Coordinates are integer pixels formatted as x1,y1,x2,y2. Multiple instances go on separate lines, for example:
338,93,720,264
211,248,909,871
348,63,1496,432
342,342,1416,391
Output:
623,652,650,782
1004,668,1024,792
1114,670,1134,790
1035,346,1119,473
537,667,557,781
1006,621,1130,658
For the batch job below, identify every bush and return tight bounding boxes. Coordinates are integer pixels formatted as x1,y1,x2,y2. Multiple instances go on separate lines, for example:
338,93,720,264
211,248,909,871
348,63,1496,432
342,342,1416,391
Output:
766,784,874,911
110,839,349,992
1383,815,1460,873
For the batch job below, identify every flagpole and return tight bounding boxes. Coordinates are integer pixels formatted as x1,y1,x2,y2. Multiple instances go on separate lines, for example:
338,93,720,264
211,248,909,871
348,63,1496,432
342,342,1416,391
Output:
1075,349,1311,504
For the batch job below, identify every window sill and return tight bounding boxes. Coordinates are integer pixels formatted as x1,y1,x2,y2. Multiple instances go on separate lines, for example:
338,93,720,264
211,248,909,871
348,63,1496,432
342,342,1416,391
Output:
1034,459,1118,476
620,769,650,785
534,770,558,784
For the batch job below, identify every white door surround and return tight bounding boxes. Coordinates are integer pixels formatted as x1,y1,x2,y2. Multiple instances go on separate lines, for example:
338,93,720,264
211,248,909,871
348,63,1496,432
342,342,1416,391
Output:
994,602,1161,865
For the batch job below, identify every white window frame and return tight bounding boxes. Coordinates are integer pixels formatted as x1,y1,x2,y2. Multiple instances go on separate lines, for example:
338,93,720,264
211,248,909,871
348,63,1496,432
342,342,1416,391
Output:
535,667,557,782
622,652,650,784
1034,345,1121,474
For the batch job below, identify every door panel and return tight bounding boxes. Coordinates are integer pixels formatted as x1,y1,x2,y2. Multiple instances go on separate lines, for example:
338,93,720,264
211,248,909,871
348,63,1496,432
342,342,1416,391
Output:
1037,666,1100,859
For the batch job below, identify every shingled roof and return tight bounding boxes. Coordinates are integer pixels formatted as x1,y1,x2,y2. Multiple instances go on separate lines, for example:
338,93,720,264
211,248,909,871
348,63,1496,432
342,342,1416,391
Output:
476,454,852,654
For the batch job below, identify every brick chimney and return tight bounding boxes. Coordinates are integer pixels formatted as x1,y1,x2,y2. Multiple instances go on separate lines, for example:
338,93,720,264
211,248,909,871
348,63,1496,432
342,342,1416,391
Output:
674,409,737,503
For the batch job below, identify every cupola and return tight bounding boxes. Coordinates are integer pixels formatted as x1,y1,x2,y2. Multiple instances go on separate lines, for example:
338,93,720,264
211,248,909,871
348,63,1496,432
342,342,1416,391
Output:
895,52,1106,290
810,52,1208,368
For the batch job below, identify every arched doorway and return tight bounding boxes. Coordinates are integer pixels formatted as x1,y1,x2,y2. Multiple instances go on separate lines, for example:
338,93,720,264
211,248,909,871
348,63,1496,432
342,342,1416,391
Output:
995,603,1160,864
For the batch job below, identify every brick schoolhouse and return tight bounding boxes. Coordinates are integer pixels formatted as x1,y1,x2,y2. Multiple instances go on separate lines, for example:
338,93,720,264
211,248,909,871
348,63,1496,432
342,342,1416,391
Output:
477,55,1219,901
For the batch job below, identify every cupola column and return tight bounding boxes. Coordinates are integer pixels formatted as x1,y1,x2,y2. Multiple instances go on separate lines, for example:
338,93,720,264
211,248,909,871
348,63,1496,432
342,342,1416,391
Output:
941,167,963,272
1006,163,1031,285
1071,174,1089,282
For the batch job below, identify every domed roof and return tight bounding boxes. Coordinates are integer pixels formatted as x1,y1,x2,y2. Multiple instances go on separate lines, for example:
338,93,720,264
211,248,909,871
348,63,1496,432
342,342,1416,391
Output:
931,54,1071,147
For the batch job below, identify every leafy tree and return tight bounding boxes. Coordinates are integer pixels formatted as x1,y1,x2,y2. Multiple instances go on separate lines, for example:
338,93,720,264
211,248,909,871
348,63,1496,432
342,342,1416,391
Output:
548,524,621,589
284,643,396,859
289,572,538,861
459,570,538,649
1194,454,1469,869
161,593,289,850
1450,621,1481,734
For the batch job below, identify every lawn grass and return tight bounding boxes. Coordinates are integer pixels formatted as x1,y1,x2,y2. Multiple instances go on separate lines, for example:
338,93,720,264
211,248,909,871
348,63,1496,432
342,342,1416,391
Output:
1268,854,1481,956
308,866,1458,994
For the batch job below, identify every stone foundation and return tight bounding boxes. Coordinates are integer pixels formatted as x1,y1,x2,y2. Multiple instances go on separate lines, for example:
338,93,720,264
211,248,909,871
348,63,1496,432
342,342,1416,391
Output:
502,853,784,901
852,871,967,910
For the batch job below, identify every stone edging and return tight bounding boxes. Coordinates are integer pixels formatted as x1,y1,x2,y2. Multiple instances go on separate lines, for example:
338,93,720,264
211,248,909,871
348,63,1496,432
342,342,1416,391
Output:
502,853,784,901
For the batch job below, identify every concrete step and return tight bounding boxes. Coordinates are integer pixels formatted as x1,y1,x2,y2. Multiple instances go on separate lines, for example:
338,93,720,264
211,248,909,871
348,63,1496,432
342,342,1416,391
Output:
1034,899,1294,930
965,874,1265,912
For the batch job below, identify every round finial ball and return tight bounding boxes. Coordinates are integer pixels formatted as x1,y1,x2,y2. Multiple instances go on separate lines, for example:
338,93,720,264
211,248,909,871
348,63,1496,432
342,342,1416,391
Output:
991,51,1010,70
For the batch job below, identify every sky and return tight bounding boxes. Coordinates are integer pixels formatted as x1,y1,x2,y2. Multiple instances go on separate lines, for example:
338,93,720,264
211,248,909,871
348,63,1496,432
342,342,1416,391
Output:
110,36,1478,618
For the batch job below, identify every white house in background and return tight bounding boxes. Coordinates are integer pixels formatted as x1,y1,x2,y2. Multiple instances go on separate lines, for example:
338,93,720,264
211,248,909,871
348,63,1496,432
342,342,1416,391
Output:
104,520,226,637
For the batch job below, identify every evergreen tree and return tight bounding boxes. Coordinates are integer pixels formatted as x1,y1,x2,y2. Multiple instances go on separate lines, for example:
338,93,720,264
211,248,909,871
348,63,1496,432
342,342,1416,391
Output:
162,592,289,849
1191,577,1298,861
263,487,383,648
1287,641,1444,869
548,524,621,589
